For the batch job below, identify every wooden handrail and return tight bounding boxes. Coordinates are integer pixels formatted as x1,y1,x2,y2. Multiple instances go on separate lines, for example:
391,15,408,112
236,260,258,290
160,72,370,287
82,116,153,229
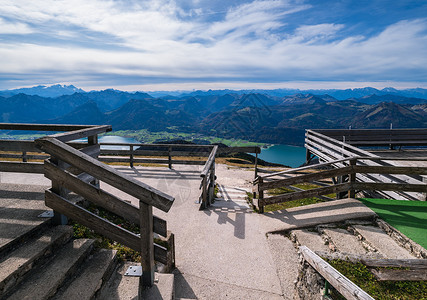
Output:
36,137,174,212
300,246,374,300
47,125,112,142
0,123,94,131
201,145,218,177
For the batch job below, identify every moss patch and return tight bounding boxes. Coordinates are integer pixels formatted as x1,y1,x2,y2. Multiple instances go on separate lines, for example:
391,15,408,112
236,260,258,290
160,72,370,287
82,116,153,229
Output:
326,259,427,300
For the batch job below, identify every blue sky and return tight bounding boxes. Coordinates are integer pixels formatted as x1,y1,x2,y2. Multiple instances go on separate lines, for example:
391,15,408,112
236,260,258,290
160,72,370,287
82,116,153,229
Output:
0,0,427,91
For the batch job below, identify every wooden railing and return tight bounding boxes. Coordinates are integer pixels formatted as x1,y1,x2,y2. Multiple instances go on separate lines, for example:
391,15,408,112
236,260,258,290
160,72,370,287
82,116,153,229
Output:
312,128,427,148
305,129,427,201
0,123,176,288
99,143,213,168
252,156,427,213
299,246,374,300
199,145,218,209
0,123,106,174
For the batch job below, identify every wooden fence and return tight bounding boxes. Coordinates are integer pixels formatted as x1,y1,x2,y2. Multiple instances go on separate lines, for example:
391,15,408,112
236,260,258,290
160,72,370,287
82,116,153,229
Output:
0,123,176,287
252,156,427,213
305,129,427,201
299,246,374,300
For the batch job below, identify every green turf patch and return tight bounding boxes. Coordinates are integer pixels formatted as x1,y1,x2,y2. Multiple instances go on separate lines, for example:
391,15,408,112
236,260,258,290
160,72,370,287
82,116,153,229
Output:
358,198,427,249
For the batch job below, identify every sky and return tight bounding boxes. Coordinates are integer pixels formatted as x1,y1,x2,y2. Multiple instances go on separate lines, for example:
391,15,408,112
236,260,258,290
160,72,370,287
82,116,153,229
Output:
0,0,427,91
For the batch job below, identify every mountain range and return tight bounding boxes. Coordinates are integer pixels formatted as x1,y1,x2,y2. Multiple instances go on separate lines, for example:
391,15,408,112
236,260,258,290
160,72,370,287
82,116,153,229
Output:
0,86,426,145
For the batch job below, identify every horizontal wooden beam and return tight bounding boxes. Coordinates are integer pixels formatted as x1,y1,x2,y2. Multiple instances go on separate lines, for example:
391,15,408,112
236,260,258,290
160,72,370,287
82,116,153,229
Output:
47,125,112,142
99,157,205,165
0,123,93,131
300,246,374,300
262,183,350,206
352,182,427,193
0,140,41,152
353,165,427,175
259,167,352,191
370,269,427,281
0,161,44,173
36,137,174,212
361,258,427,269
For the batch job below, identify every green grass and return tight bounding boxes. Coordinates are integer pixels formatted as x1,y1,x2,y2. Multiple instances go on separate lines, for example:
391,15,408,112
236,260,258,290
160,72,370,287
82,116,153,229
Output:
326,259,427,300
358,198,427,249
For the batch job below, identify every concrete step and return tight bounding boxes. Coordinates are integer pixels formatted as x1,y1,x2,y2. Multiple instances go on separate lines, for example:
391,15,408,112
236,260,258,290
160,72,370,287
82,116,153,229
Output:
352,225,416,259
52,248,118,300
0,184,51,258
0,225,73,298
290,229,330,253
96,261,140,300
98,262,175,300
141,273,175,300
5,238,95,300
321,228,367,255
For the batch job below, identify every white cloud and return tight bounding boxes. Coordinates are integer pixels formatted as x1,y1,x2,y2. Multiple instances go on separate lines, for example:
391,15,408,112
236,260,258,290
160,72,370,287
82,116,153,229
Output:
0,17,32,34
0,1,426,88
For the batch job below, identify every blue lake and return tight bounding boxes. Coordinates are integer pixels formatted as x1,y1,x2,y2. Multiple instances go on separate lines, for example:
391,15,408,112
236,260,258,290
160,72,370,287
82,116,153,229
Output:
258,144,306,168
98,136,140,150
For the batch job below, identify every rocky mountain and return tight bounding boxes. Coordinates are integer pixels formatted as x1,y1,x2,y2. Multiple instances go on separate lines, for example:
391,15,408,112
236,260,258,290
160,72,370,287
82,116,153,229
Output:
85,90,153,112
0,84,85,98
347,102,427,129
355,94,427,105
1,89,426,145
45,101,105,125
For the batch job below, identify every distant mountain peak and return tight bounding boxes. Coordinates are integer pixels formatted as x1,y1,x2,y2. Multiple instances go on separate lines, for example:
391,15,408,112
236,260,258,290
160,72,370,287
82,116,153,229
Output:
0,84,85,98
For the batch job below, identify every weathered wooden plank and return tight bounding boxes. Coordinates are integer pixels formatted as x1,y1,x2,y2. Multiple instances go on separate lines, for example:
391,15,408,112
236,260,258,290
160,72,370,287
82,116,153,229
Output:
45,189,140,251
44,160,168,237
0,140,40,152
353,165,427,175
99,157,206,165
140,202,154,286
259,167,353,191
36,137,174,212
370,269,427,281
0,161,44,173
101,150,170,157
47,125,112,142
262,183,350,206
361,258,427,269
352,182,427,193
153,243,168,265
300,246,374,300
201,145,218,177
0,123,92,131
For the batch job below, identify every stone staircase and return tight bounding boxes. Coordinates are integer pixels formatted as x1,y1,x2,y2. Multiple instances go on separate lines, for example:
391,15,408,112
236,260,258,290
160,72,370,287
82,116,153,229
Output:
0,183,175,300
290,221,417,259
0,223,118,300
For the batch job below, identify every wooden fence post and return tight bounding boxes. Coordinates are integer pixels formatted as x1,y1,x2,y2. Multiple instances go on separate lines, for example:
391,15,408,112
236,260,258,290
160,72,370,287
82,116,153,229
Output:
201,176,207,209
348,159,356,198
168,146,172,169
22,151,27,162
254,152,258,179
208,161,215,205
258,177,264,213
50,158,68,225
130,145,134,168
140,201,154,287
